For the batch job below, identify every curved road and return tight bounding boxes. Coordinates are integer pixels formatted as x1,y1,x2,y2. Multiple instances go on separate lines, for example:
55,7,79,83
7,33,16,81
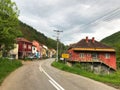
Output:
0,58,118,90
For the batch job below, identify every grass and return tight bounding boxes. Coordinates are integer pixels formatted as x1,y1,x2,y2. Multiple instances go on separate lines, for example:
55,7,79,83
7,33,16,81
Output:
0,58,22,85
51,61,120,89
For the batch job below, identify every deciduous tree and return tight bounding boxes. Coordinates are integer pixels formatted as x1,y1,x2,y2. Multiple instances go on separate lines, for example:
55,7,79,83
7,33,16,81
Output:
0,0,20,56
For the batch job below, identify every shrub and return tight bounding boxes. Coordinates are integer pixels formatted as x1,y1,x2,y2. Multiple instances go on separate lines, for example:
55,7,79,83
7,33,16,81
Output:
0,58,22,85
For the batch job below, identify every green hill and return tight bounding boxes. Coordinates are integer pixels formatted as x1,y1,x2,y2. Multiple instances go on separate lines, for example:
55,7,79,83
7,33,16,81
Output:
18,21,66,51
101,31,120,47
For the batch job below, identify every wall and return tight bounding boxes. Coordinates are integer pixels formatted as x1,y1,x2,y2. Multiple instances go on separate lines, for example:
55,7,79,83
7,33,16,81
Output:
68,49,116,70
18,41,32,59
9,44,18,59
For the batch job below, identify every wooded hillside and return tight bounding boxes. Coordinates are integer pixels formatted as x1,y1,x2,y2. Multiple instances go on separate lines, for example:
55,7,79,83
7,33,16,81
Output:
18,21,66,51
101,31,120,47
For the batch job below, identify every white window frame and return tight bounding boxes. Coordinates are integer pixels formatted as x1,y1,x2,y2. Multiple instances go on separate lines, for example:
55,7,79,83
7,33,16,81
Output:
28,45,31,49
105,53,110,59
23,44,27,49
80,53,84,58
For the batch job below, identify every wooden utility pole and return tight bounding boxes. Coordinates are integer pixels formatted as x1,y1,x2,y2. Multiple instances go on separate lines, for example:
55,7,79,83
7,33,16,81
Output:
54,30,63,62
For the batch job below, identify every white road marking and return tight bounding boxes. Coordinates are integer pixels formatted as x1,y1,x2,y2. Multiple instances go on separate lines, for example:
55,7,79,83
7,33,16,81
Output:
49,80,61,90
39,64,43,72
39,64,65,90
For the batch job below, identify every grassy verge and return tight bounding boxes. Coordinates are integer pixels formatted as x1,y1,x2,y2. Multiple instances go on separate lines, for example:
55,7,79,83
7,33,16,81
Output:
51,61,120,89
0,58,22,85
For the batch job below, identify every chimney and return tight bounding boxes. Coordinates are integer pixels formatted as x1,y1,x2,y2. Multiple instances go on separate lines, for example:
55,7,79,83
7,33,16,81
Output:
86,36,88,43
92,37,95,43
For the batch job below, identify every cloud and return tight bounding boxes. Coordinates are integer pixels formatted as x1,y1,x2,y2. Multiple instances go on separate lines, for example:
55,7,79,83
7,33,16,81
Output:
12,0,120,45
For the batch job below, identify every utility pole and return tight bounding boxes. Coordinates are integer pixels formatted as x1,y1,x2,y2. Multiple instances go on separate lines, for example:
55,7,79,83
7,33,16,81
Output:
54,30,63,62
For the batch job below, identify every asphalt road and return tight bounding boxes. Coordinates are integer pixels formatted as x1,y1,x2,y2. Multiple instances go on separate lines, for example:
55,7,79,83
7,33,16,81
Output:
0,58,118,90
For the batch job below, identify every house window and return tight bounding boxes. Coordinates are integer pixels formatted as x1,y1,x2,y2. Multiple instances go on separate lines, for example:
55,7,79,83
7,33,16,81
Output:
92,53,98,59
105,53,110,59
28,45,31,49
80,53,84,58
23,44,27,49
34,47,36,50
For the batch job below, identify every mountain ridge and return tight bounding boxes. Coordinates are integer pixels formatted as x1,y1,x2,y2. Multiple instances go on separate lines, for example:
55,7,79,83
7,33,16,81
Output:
18,21,66,51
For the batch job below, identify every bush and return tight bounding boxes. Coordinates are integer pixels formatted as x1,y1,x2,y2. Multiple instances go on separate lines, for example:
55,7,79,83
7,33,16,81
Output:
0,58,22,85
73,63,81,68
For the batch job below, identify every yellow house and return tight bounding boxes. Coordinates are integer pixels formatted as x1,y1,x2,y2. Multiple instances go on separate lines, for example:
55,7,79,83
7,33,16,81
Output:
41,45,48,58
48,49,56,58
9,44,18,59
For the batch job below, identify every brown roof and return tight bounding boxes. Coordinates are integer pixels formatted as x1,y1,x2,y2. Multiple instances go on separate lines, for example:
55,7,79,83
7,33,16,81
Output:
16,38,32,43
68,38,115,52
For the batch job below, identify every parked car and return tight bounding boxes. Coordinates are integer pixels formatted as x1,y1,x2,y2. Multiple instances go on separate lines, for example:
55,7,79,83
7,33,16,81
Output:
27,55,36,60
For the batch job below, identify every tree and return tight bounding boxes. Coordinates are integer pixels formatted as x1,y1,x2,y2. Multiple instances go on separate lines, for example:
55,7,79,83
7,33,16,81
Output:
0,0,20,56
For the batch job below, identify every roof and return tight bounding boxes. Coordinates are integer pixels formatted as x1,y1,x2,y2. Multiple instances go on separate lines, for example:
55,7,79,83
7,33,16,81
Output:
16,38,32,43
68,38,115,52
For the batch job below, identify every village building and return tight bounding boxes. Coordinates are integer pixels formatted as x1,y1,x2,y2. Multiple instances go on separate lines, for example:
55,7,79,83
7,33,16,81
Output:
9,44,19,59
32,40,42,58
67,37,116,74
48,48,56,58
32,44,37,55
41,45,48,58
16,38,32,59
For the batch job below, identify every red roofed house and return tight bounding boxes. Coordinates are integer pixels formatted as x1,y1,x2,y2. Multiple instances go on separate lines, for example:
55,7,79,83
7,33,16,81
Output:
17,38,32,59
67,37,116,74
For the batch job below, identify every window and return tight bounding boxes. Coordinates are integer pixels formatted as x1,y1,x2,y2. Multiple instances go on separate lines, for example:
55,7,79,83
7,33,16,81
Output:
80,53,84,58
34,47,36,50
23,44,26,49
105,53,110,59
92,53,98,59
28,45,31,49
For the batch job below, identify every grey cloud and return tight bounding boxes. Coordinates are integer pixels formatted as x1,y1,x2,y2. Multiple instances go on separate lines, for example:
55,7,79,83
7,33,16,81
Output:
13,0,120,45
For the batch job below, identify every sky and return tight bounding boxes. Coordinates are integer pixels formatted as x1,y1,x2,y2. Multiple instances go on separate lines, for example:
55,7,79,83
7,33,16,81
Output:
12,0,120,45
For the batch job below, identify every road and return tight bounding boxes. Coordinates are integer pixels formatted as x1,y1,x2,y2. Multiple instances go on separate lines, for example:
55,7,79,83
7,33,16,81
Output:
0,58,118,90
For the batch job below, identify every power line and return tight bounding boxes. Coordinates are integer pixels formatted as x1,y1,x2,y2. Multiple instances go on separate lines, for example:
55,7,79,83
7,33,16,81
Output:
79,7,120,30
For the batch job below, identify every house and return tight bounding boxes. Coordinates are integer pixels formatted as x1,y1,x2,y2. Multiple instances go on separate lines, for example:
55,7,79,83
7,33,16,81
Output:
9,44,18,59
32,40,42,58
67,37,116,74
47,48,56,58
41,45,48,58
32,44,37,55
16,38,32,59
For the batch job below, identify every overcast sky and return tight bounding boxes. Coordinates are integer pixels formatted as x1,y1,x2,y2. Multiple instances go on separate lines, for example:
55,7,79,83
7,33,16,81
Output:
12,0,120,45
